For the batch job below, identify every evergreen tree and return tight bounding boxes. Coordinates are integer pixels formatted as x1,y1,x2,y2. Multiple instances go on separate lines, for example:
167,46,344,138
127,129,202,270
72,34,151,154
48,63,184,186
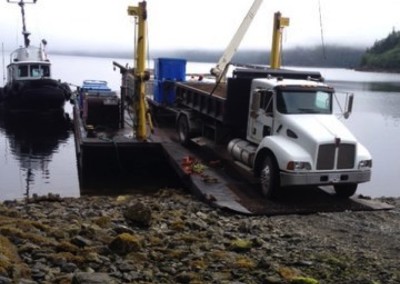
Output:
360,29,400,71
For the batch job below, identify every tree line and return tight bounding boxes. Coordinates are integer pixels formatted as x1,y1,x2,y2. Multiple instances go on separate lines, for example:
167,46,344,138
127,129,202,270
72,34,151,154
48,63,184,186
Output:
58,31,400,72
359,29,400,72
151,45,365,69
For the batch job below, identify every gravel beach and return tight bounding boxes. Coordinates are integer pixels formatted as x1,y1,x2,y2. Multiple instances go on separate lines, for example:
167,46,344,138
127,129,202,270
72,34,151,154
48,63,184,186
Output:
0,188,399,284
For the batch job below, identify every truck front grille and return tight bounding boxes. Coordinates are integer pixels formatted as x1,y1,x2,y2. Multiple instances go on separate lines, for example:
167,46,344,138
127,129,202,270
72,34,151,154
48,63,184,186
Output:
317,143,355,170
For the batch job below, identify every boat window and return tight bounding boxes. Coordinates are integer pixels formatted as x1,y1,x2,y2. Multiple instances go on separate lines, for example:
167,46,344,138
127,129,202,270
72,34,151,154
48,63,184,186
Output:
277,90,332,114
42,66,50,77
18,65,29,77
31,65,43,77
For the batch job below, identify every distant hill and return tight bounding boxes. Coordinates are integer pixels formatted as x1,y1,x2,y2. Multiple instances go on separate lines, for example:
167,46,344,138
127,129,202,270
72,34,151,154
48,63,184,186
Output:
151,45,365,69
360,30,400,72
53,45,366,69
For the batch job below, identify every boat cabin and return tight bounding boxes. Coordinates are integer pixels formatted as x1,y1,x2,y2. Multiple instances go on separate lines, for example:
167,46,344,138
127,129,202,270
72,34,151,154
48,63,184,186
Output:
7,45,51,82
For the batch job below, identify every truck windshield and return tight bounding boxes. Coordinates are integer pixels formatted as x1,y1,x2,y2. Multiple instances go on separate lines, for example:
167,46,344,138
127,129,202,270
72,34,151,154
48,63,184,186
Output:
277,90,332,114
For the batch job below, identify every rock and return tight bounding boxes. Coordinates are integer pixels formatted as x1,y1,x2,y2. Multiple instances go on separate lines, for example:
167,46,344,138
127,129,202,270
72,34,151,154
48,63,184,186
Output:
123,202,152,228
175,271,195,284
108,233,142,255
230,238,253,252
0,192,399,284
71,272,118,284
117,260,134,272
18,280,37,284
263,275,283,284
0,276,12,284
71,235,92,248
0,236,31,280
290,277,320,284
113,224,135,235
60,262,78,273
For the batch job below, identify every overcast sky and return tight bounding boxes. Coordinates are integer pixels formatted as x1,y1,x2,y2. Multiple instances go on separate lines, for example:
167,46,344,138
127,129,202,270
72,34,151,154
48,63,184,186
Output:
1,0,400,54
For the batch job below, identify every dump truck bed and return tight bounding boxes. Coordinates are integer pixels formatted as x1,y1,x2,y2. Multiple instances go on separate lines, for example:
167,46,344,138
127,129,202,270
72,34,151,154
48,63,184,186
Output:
175,77,253,130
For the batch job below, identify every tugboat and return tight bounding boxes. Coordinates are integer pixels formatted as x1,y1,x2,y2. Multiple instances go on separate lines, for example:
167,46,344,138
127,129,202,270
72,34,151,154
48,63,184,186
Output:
0,0,71,112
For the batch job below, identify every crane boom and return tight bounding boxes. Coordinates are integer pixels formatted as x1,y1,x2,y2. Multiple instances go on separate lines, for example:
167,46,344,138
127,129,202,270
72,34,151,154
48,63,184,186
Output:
128,1,153,141
210,0,263,81
270,11,289,69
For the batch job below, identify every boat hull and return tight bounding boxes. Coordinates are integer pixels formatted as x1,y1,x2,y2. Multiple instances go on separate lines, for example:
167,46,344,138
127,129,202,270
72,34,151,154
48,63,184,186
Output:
2,79,71,112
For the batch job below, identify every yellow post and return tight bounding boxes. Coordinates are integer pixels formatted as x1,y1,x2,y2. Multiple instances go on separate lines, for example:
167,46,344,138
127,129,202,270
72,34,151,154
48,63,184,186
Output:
270,12,289,69
128,1,148,141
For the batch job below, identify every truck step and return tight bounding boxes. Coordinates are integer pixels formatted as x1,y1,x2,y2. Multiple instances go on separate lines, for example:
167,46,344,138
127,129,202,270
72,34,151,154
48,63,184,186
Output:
191,136,211,147
233,161,253,173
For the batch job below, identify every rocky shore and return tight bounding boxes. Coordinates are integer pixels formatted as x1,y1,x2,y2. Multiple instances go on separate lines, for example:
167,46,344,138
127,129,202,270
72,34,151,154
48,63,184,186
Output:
0,188,399,284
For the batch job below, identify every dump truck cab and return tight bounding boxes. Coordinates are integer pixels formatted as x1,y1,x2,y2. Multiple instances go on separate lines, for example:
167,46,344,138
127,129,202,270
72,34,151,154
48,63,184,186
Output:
242,75,372,198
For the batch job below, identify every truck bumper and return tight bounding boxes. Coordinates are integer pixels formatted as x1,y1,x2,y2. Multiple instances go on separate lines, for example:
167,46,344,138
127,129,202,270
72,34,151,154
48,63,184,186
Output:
280,170,371,187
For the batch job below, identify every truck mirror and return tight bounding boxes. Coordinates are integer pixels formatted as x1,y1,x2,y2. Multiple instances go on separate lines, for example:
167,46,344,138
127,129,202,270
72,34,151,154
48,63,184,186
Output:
344,93,354,119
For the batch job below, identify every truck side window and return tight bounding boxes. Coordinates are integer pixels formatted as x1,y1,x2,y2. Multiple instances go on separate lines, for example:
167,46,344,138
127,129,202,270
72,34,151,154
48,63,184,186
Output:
260,90,273,113
251,89,261,111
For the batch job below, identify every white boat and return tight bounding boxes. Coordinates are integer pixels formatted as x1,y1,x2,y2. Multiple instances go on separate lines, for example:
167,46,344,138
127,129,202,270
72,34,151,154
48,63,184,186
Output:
0,0,71,112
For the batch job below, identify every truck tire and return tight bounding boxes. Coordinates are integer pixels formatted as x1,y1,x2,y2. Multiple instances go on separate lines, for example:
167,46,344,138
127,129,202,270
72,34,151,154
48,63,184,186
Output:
334,184,357,198
177,114,191,146
260,155,279,198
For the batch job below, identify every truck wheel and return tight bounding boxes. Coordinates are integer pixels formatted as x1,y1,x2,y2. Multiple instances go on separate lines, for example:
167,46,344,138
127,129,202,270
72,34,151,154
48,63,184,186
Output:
334,184,357,198
177,115,191,146
260,155,279,198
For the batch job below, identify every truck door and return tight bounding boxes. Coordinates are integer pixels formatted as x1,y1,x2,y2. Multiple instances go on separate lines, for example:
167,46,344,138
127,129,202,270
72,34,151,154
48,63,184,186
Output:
247,89,274,143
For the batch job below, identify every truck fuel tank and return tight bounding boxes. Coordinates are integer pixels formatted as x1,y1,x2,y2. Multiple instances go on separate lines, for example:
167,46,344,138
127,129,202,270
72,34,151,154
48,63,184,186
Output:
227,138,257,168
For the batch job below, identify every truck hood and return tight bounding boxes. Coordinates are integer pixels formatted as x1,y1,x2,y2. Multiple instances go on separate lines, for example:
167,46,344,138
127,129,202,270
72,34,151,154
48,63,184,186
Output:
281,114,357,145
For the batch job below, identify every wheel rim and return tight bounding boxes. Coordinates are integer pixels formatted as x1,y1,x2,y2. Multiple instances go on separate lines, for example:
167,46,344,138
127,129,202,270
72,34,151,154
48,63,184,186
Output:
260,163,271,196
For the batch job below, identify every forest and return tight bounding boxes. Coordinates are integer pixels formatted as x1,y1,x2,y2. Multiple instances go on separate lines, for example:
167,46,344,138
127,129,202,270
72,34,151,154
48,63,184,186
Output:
359,29,400,72
150,45,365,69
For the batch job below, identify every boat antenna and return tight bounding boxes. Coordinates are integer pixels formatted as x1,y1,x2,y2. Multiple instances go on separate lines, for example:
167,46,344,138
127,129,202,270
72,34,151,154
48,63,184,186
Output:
318,0,327,59
1,42,5,85
7,0,38,48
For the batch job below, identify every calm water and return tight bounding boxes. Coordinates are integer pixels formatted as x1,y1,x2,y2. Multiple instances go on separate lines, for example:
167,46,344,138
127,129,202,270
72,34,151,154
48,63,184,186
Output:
0,55,399,200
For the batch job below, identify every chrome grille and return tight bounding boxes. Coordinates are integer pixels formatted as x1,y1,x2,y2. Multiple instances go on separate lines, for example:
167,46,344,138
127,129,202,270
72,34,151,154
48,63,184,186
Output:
317,144,335,170
337,144,355,169
317,143,355,170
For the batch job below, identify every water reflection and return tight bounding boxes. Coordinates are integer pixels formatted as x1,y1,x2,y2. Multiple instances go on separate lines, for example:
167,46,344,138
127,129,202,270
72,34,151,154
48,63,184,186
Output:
330,80,400,121
329,80,400,93
0,109,76,200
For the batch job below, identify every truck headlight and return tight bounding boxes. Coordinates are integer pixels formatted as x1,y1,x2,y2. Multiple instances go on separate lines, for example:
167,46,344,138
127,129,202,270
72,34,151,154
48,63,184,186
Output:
287,161,311,171
358,159,372,170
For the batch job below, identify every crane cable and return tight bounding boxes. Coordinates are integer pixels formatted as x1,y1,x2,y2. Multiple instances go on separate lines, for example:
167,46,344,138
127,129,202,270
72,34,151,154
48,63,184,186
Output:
318,0,327,59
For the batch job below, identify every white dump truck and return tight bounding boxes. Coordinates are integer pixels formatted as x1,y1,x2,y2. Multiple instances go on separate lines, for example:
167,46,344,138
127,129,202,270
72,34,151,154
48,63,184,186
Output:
150,66,372,198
